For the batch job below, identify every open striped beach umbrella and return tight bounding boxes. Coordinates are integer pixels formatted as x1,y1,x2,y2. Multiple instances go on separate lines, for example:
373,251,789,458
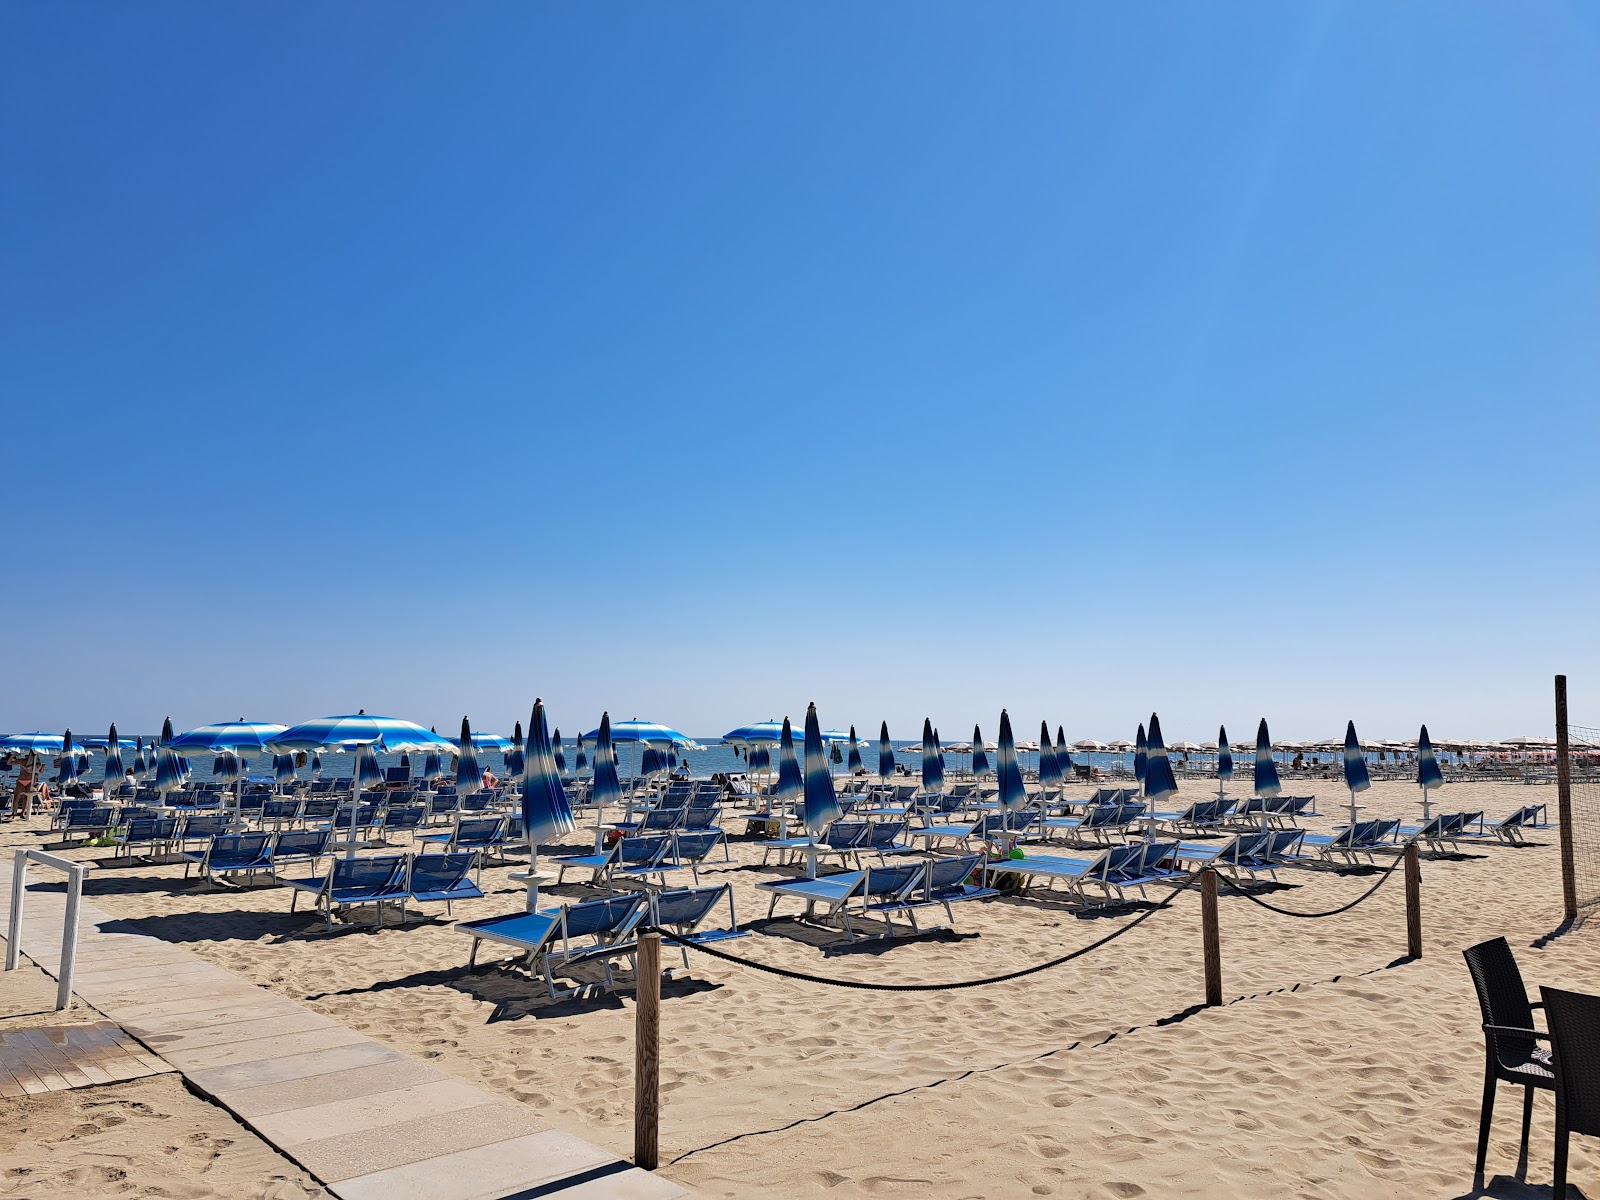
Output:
847,726,863,774
271,713,451,754
455,717,482,797
521,698,576,865
1253,718,1281,799
591,714,621,813
777,717,804,815
1038,722,1062,793
971,724,991,778
1134,724,1148,792
996,709,1028,812
920,719,944,794
102,725,123,789
1144,714,1179,807
878,722,895,781
802,703,844,835
1343,720,1371,827
171,721,287,757
1417,724,1445,799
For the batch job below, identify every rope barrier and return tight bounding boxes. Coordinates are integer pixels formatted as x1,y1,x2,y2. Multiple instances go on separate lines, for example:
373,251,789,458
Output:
653,872,1200,992
1212,854,1404,918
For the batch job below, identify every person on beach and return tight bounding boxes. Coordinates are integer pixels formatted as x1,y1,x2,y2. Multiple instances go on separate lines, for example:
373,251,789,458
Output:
10,756,48,819
480,767,499,791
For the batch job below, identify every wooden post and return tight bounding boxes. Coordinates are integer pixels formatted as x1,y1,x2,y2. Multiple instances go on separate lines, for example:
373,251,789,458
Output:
1200,868,1222,1007
6,850,26,972
634,932,661,1170
1404,842,1422,959
1556,674,1577,921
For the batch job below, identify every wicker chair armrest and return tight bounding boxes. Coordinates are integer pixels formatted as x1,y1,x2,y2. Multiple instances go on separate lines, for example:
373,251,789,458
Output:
1483,1023,1550,1040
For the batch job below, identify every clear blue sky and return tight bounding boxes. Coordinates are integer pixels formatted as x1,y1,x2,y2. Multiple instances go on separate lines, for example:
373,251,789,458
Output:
3,2,1596,742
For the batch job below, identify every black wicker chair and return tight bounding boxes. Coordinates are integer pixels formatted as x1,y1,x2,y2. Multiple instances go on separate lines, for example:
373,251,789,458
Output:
1462,936,1555,1181
1541,986,1600,1198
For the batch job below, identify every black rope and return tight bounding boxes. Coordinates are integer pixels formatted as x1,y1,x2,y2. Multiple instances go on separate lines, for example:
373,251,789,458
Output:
1213,855,1403,918
652,873,1199,992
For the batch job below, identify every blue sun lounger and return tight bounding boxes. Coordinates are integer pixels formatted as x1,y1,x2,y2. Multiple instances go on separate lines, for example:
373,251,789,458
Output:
869,853,996,936
1293,819,1401,866
456,892,650,998
284,853,408,930
643,884,750,967
400,851,484,919
182,833,274,887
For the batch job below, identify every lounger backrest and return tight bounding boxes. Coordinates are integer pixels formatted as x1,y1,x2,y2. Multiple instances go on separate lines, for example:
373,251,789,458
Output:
824,821,869,848
262,799,300,819
1266,829,1304,857
386,806,426,829
211,833,272,859
1136,841,1182,874
456,817,504,841
274,830,332,858
406,852,476,892
185,815,230,837
671,831,723,862
620,835,671,865
642,808,683,830
926,854,983,894
68,806,114,827
861,862,925,898
867,821,907,849
1096,843,1148,879
304,799,340,819
650,886,727,930
563,893,647,939
330,854,406,892
684,806,722,830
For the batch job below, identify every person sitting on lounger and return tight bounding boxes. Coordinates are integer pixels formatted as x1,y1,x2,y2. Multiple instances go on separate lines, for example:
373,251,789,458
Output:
480,768,499,791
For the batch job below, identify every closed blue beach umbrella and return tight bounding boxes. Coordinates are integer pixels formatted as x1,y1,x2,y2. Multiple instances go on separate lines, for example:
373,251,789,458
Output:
971,724,991,777
212,752,247,784
777,717,804,815
353,743,383,789
575,734,589,775
1134,724,1148,791
102,724,123,789
640,746,664,778
553,729,566,775
920,719,944,794
1217,726,1234,781
506,721,525,776
847,726,863,774
1038,723,1062,792
154,743,189,794
1144,714,1179,805
1342,719,1371,827
421,749,442,782
131,737,147,779
592,713,621,812
802,703,844,834
996,709,1027,812
748,744,771,775
455,717,482,796
521,698,576,864
1057,725,1072,781
1253,719,1281,798
54,730,78,788
311,752,323,778
1417,724,1445,813
274,752,297,788
878,722,895,781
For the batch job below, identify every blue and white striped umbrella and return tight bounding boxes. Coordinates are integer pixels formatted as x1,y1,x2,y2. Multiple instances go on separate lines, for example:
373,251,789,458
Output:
591,713,622,811
273,752,298,787
920,719,944,793
996,709,1028,812
878,722,895,781
802,703,844,834
271,713,451,753
777,717,804,813
505,721,525,776
354,743,384,789
1144,714,1179,804
1038,723,1062,790
1343,721,1372,793
1134,724,1148,790
640,746,665,777
1217,726,1234,781
455,717,482,797
583,720,695,748
102,724,123,785
521,698,576,855
846,726,863,773
723,722,792,747
971,725,991,777
1417,724,1445,792
154,744,189,794
1253,718,1281,798
160,717,175,747
1057,725,1072,779
575,734,589,775
421,750,442,781
311,752,322,776
470,732,513,755
552,729,565,775
212,752,247,784
170,721,288,756
748,744,772,774
54,730,78,787
0,732,71,755
132,738,147,778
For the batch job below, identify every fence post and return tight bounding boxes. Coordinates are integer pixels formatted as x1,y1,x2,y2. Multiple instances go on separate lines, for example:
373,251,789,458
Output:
634,932,661,1170
1556,674,1577,921
1200,868,1222,1007
6,849,26,972
1403,843,1422,959
56,865,86,1010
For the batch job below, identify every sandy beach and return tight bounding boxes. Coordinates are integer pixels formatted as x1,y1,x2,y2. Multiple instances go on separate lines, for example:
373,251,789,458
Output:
1,777,1594,1198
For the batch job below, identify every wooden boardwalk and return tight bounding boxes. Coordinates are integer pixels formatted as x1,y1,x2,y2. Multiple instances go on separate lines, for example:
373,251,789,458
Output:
0,1020,171,1096
1,859,687,1200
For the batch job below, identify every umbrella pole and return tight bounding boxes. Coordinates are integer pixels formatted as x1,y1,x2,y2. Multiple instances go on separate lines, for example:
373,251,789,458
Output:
348,753,362,860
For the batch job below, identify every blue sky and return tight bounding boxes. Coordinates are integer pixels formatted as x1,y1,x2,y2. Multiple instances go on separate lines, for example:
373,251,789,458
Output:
2,2,1596,742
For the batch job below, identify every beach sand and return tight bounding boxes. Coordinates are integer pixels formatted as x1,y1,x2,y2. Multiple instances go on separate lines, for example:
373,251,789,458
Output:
4,778,1596,1198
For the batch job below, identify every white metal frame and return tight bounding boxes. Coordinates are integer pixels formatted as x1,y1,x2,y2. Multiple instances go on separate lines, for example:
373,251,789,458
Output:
6,848,90,1010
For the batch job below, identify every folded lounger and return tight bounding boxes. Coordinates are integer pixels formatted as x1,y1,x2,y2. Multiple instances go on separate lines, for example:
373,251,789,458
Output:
456,892,650,998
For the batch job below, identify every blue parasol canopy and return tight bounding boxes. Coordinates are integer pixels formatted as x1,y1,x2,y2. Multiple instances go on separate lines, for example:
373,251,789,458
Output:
777,717,804,813
1134,724,1148,789
1038,722,1062,790
354,743,384,789
802,703,844,833
1343,720,1371,793
132,737,147,778
846,726,863,773
421,749,442,781
212,752,247,784
748,744,771,773
996,709,1027,812
170,721,287,755
102,724,123,785
271,713,452,753
273,752,298,786
1057,725,1072,778
878,721,895,780
455,717,482,796
1144,714,1179,803
1253,718,1281,798
54,730,78,787
971,724,991,777
505,721,525,776
521,698,576,853
552,729,566,775
591,713,621,811
920,719,944,793
1417,724,1445,791
1217,726,1234,781
575,733,589,774
154,743,189,794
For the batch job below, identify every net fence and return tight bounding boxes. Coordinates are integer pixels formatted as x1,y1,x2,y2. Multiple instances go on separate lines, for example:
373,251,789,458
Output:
1567,722,1600,912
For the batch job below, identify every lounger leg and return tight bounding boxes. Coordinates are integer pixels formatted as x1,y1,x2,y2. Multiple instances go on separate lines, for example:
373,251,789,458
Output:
1475,1068,1496,1179
468,940,479,969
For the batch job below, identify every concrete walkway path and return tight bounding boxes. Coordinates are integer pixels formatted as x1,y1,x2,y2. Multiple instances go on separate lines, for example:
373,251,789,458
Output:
1,860,686,1200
